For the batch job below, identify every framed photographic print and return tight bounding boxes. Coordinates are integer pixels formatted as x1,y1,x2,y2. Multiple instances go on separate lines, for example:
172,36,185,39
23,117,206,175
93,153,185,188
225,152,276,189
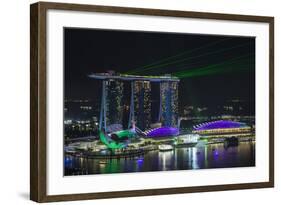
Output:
30,2,274,202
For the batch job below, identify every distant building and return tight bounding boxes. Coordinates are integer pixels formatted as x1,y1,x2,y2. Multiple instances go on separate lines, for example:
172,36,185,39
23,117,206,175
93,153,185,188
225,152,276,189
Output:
64,99,98,121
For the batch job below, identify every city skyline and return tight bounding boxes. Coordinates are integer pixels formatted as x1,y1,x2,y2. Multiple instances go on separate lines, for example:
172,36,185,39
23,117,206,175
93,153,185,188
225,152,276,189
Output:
64,28,255,120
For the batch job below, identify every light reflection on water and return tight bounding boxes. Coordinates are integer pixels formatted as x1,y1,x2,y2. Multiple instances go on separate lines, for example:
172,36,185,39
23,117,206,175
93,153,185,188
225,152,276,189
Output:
65,141,255,176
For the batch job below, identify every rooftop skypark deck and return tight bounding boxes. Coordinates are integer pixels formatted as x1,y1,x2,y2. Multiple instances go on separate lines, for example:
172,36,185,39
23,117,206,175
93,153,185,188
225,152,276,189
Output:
88,73,180,82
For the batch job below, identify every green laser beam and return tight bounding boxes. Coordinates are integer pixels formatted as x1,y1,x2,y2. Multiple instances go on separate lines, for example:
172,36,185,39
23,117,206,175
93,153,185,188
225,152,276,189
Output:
126,37,232,74
173,54,254,78
174,53,252,76
129,42,251,75
175,63,252,78
174,58,253,78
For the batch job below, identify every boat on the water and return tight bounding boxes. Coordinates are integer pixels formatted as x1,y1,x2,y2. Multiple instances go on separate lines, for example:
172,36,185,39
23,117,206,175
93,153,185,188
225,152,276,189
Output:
174,134,199,147
158,144,173,151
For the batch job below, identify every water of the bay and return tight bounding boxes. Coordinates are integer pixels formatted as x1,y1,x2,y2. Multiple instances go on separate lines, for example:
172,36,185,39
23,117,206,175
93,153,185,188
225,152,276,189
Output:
64,141,255,175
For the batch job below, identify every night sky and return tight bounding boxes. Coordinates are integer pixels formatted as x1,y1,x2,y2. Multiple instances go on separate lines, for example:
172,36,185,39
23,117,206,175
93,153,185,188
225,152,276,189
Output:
64,27,255,111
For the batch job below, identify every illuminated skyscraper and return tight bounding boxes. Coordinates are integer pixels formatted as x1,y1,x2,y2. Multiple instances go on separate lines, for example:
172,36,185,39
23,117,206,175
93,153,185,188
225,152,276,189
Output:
159,81,179,127
106,80,124,126
133,81,151,130
99,79,124,132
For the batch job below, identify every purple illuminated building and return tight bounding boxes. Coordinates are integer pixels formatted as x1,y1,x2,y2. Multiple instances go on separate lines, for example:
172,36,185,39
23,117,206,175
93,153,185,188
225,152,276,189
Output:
193,120,247,131
192,120,252,135
145,127,179,137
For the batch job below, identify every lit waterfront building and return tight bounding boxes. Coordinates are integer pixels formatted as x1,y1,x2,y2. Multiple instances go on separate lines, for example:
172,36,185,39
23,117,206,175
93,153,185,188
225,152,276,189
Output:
159,81,179,127
192,120,253,137
134,80,151,130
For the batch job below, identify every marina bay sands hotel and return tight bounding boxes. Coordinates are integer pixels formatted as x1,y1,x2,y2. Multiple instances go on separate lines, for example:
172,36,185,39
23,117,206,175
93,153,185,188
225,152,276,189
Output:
89,72,180,132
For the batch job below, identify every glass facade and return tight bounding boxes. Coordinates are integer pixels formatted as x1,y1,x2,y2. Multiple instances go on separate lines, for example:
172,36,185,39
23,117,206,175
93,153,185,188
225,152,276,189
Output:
160,81,179,127
99,79,124,132
133,81,151,130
